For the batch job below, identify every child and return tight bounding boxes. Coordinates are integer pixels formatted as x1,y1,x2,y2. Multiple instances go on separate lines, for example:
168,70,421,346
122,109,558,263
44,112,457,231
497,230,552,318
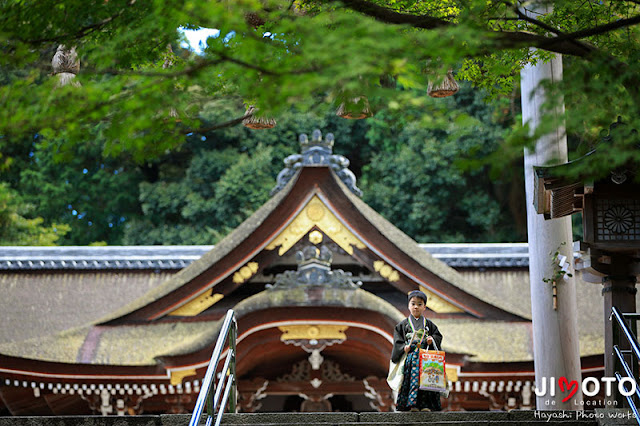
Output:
391,290,443,412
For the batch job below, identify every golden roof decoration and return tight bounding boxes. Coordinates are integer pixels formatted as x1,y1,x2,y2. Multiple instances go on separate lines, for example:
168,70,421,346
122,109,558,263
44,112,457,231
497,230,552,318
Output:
266,195,365,256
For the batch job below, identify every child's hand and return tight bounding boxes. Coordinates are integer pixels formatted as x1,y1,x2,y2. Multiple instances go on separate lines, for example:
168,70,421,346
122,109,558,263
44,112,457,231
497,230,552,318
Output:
404,345,411,353
426,336,434,345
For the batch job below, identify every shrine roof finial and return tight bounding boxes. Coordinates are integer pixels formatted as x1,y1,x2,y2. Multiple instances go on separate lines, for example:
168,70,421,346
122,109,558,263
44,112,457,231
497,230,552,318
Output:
299,129,334,153
271,129,362,197
266,244,362,291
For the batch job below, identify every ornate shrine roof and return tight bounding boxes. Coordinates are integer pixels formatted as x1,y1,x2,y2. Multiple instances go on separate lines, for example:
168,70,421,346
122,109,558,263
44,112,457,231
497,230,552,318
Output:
0,129,609,415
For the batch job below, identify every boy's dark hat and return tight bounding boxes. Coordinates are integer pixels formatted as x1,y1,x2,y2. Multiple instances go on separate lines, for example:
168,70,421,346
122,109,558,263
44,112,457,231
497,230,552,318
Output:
407,290,427,303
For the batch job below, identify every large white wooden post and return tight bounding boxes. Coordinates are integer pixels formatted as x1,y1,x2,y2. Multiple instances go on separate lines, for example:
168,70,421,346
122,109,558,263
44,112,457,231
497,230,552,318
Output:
521,24,584,409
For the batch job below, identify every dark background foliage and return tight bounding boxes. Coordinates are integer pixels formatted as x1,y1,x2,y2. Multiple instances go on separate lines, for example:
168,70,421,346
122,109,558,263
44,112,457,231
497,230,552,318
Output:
0,83,529,246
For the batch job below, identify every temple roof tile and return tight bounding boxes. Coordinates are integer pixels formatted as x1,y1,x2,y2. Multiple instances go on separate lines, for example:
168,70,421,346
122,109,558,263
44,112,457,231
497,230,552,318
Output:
0,243,531,270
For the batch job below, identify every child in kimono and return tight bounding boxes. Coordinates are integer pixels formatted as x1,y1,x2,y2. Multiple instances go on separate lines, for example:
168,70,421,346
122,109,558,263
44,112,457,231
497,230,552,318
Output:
391,290,443,412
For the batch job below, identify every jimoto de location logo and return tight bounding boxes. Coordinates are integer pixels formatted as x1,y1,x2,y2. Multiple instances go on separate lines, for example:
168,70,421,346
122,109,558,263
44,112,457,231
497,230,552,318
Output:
535,376,634,406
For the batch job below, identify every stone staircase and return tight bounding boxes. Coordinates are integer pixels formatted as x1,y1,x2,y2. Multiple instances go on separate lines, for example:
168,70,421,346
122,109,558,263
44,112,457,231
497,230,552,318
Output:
216,411,631,426
1,410,638,426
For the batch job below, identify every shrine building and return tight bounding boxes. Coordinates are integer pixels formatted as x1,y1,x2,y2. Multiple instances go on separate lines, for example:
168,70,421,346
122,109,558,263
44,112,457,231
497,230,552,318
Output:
0,130,611,415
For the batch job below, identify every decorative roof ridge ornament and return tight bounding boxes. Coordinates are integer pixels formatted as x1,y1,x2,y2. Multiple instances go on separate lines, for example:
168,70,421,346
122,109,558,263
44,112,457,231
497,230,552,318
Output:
301,128,334,152
271,129,362,197
266,244,362,290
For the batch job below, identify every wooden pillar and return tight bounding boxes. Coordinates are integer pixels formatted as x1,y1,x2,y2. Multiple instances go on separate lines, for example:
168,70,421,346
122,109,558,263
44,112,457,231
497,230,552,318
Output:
521,6,583,409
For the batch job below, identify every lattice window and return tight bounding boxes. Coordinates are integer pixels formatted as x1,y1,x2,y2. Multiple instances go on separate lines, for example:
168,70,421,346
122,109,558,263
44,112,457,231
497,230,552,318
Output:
595,198,640,242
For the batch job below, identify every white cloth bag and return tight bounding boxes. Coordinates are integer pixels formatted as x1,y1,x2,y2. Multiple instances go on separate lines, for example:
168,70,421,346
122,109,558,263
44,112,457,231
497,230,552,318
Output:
386,352,407,392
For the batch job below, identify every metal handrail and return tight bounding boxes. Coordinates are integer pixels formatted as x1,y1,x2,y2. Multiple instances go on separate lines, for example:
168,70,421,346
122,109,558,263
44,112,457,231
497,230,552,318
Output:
614,347,640,402
611,307,640,361
610,306,640,425
188,310,237,426
615,372,640,423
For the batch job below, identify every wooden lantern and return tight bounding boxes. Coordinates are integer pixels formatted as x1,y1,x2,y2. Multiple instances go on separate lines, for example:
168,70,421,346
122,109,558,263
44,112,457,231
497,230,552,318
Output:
52,45,80,88
533,118,640,273
427,69,459,98
243,105,277,129
336,96,373,120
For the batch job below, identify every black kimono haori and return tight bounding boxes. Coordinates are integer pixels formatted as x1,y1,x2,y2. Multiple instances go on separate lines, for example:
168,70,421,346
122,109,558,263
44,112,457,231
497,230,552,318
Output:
391,316,443,411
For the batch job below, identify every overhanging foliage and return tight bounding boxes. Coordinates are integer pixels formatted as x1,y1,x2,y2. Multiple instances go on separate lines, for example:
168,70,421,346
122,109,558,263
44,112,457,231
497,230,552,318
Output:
1,0,639,175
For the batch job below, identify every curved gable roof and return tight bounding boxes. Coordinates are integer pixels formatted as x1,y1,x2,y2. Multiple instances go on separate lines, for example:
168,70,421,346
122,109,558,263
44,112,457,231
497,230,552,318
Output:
98,174,298,324
103,166,525,324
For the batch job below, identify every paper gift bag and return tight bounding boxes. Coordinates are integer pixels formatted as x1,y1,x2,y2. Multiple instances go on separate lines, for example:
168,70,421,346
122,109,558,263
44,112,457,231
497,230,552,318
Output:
419,349,447,392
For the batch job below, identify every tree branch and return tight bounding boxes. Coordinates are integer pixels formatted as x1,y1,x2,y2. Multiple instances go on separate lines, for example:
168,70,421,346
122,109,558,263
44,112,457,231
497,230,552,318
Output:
90,50,319,78
547,14,640,44
503,14,640,57
338,0,451,29
212,51,321,75
18,0,136,45
511,7,596,57
94,59,225,78
493,31,596,57
515,7,562,35
184,113,252,134
337,0,640,59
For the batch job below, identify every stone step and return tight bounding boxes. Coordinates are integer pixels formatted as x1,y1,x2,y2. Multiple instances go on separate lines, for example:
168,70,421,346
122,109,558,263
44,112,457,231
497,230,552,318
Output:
221,423,596,426
219,413,357,424
219,411,600,424
0,410,624,426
